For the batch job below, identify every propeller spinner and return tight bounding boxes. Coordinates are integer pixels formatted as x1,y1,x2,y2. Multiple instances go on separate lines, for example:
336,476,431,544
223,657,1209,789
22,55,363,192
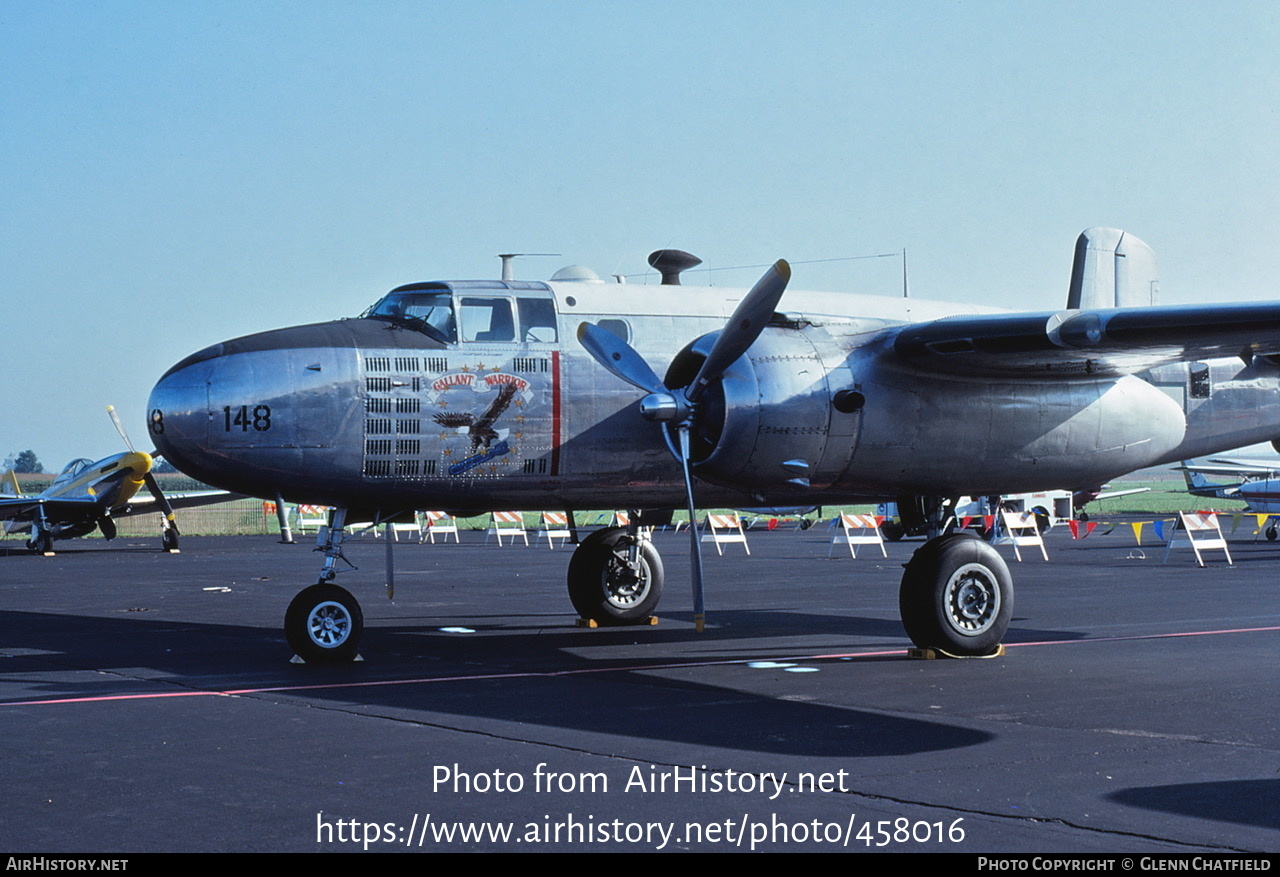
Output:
577,260,791,630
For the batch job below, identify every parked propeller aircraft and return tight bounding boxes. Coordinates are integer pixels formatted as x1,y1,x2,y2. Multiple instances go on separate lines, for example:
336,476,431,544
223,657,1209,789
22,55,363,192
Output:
1180,457,1280,520
0,451,222,553
2,411,241,554
147,227,1280,662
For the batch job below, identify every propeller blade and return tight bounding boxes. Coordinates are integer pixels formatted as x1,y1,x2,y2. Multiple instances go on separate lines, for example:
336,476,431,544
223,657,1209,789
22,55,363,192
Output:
675,425,706,632
106,405,136,453
577,322,666,396
686,259,790,404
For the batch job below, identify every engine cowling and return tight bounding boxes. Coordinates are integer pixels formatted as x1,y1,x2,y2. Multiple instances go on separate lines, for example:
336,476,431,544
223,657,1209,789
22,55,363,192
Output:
664,324,860,498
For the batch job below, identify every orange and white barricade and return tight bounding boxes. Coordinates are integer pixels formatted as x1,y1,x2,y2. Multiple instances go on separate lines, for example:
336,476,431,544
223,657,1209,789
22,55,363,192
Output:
700,513,750,556
1163,512,1232,566
389,512,424,542
538,511,572,549
423,511,460,544
828,513,887,559
998,510,1048,561
295,504,331,534
486,511,529,546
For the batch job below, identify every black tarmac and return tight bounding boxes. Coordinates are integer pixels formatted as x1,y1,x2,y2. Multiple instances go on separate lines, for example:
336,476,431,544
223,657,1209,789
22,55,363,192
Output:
1,520,1277,853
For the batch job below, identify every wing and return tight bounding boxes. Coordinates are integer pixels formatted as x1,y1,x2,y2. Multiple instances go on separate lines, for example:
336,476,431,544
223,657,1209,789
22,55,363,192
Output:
0,495,102,522
888,301,1280,376
118,490,244,514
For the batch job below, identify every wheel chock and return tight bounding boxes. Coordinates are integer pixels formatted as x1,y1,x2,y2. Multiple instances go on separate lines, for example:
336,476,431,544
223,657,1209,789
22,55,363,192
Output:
575,616,659,628
289,653,364,663
907,643,1005,660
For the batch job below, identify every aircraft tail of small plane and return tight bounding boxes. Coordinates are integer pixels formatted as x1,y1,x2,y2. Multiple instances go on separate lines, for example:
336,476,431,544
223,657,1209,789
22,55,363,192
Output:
1,469,20,497
1180,463,1239,498
1067,227,1159,309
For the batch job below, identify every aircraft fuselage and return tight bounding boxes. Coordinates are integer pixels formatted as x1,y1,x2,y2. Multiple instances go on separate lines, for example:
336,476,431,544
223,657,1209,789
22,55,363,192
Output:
147,276,1268,516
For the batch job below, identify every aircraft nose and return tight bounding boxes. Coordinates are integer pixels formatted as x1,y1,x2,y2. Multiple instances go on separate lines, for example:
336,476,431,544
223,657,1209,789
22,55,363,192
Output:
148,352,214,477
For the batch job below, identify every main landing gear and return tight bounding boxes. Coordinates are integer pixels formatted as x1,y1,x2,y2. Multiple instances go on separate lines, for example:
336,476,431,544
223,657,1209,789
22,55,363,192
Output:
567,525,664,624
279,502,1010,661
899,533,1013,656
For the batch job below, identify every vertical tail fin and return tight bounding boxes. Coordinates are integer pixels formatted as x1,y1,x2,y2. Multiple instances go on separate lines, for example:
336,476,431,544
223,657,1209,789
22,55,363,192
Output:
1067,227,1159,309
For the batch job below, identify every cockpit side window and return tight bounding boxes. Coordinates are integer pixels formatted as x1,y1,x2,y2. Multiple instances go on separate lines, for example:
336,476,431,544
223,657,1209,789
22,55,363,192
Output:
368,292,457,343
517,297,558,342
460,297,516,343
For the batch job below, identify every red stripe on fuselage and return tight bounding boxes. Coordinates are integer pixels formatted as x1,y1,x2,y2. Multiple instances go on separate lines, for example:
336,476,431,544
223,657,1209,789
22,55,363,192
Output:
551,350,561,476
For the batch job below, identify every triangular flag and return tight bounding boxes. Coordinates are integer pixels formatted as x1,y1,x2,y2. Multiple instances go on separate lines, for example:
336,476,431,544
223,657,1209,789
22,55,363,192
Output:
1130,521,1145,545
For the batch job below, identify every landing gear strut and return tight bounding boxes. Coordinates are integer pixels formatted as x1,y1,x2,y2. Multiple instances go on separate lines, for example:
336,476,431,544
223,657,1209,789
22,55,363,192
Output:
899,533,1013,655
284,508,365,662
27,529,53,555
567,525,664,624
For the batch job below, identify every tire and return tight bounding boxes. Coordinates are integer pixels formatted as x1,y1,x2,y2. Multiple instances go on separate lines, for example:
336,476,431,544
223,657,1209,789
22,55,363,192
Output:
28,531,53,555
880,520,905,542
162,528,180,552
567,527,663,624
285,584,364,662
899,533,1013,655
1267,527,1277,542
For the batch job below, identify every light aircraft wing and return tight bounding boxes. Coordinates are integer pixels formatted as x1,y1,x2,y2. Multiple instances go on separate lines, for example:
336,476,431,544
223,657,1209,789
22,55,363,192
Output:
1090,487,1151,501
0,496,102,519
1177,460,1279,478
120,489,244,512
889,301,1280,376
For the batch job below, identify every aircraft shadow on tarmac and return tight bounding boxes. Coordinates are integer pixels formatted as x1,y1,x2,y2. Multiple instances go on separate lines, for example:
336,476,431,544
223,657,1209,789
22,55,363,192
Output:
0,607,997,759
1110,779,1280,831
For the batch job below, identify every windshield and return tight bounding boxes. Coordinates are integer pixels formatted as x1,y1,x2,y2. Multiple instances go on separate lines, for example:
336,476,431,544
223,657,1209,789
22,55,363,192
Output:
51,458,93,489
367,291,457,343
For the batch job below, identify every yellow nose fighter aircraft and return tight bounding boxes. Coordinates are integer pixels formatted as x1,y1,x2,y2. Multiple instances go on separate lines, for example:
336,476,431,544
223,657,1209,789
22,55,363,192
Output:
2,409,239,555
1,451,169,554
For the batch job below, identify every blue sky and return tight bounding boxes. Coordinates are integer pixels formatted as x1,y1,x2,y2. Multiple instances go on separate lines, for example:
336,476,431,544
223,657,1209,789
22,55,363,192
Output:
3,1,1279,468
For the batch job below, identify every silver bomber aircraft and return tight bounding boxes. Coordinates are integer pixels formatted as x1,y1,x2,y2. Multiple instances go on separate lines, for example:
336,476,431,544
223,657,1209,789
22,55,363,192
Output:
148,228,1280,662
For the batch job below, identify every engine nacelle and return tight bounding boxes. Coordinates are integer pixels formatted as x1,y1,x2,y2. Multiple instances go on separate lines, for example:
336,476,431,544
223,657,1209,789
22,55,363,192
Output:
666,325,860,498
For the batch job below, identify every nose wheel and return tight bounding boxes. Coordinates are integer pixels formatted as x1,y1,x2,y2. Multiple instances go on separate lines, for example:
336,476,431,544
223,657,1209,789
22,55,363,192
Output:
285,583,364,663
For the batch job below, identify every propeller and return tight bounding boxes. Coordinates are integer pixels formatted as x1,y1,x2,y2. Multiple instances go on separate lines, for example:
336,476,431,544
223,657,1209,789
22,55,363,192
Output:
107,405,180,549
577,260,791,631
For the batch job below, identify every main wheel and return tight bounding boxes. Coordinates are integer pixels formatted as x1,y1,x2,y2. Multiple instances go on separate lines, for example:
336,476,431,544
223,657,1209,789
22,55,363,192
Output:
27,531,53,555
899,533,1012,655
567,527,664,624
285,584,364,662
161,528,180,552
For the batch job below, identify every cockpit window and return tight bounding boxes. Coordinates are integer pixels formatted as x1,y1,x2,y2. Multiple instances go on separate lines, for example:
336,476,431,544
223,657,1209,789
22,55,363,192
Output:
460,297,516,343
367,291,457,343
51,458,93,489
518,298,558,342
